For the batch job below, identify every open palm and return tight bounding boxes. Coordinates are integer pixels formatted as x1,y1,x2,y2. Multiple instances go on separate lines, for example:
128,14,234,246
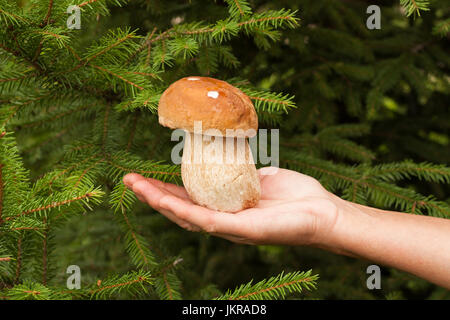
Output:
123,167,339,246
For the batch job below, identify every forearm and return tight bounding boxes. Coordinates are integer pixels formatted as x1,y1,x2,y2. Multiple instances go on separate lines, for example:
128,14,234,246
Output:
322,195,450,289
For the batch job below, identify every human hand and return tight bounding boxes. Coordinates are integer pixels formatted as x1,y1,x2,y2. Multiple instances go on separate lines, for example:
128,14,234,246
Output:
124,166,450,288
123,167,340,246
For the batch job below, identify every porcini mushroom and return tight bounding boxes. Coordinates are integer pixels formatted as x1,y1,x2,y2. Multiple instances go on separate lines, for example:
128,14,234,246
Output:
158,76,261,212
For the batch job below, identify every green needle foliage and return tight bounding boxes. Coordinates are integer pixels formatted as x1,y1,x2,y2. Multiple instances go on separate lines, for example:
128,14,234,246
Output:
216,270,318,300
0,0,449,300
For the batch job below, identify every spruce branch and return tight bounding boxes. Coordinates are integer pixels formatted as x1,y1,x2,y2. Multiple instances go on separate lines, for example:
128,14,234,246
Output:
0,6,30,26
0,131,31,217
84,28,140,64
126,27,157,65
367,161,450,183
31,28,71,50
89,270,153,299
216,270,318,300
363,181,450,218
151,258,183,300
115,89,161,112
78,0,99,7
238,9,300,30
400,0,430,18
108,161,181,178
144,9,299,47
433,19,450,36
72,158,105,189
231,85,297,114
110,183,157,268
317,137,375,162
90,64,144,91
283,154,450,217
4,281,67,300
45,153,102,190
0,257,12,262
77,0,128,10
283,155,357,186
40,0,54,27
106,151,180,183
5,188,104,221
5,27,44,72
13,102,98,129
225,0,252,19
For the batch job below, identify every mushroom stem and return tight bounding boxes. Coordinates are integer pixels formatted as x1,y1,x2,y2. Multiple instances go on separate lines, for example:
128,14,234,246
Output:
181,132,261,212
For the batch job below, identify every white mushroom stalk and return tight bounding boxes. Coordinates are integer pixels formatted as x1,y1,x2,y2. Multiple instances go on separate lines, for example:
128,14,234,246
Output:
158,76,261,212
181,131,260,212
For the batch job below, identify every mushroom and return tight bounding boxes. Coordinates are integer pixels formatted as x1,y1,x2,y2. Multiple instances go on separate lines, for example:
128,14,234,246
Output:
158,76,261,212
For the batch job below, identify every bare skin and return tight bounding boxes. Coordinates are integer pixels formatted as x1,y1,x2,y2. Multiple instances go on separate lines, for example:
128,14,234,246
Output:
123,167,450,289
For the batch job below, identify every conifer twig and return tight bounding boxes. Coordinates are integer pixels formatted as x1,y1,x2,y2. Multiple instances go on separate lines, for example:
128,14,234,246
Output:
0,257,12,261
40,0,54,27
90,64,144,90
73,158,105,188
120,199,151,267
48,153,101,188
5,192,99,221
107,162,181,176
163,272,173,300
231,277,314,300
78,0,100,8
216,271,318,300
86,33,136,62
126,27,157,65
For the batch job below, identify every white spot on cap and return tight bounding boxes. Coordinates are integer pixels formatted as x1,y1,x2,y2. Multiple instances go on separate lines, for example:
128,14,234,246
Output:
208,91,219,99
187,77,200,81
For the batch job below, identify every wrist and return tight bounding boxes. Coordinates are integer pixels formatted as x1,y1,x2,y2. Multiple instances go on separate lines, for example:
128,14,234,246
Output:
312,193,378,257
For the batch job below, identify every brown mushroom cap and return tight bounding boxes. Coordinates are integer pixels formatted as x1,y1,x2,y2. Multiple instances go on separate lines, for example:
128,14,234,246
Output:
158,76,258,137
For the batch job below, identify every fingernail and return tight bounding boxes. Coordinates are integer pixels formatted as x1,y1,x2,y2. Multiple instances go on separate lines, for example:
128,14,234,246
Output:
123,174,133,188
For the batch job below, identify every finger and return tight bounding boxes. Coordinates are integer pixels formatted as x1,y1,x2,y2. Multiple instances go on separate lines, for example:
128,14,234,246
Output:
135,193,147,203
131,179,187,209
258,166,279,177
131,178,248,237
158,208,202,232
124,172,147,186
158,195,244,236
123,174,146,202
145,177,190,199
130,179,201,231
211,233,259,245
123,173,190,199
